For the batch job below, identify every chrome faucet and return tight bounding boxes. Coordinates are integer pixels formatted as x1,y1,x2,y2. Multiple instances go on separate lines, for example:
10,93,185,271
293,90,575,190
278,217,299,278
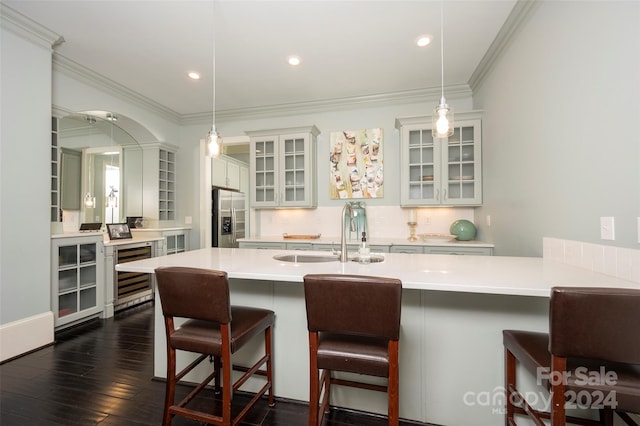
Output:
340,202,356,262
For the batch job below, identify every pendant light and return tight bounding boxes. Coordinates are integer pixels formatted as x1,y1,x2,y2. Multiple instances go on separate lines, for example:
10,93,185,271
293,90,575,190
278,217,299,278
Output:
84,115,96,208
84,192,96,208
432,0,454,138
207,1,222,158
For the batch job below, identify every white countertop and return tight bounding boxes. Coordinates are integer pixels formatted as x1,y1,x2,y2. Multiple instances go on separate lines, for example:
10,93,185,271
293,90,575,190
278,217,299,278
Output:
103,236,164,247
115,247,636,297
131,226,192,232
50,231,163,246
239,235,494,248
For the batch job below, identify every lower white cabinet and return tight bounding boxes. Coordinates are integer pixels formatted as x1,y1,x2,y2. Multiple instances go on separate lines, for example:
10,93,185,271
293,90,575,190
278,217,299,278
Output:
425,246,493,256
390,245,424,254
51,234,104,329
239,242,287,250
390,245,492,255
131,228,190,256
239,240,492,255
165,231,187,255
312,243,389,254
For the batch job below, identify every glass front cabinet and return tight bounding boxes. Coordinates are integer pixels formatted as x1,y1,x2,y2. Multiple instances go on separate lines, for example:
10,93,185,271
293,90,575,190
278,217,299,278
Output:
396,111,482,206
51,234,104,329
248,126,319,208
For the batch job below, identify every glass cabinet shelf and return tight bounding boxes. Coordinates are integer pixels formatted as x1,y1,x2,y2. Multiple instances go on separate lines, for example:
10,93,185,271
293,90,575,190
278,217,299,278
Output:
51,235,104,328
249,126,319,208
397,112,483,206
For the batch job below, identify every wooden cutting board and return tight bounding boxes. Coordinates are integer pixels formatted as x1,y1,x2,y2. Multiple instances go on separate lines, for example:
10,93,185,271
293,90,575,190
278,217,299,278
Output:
282,233,321,240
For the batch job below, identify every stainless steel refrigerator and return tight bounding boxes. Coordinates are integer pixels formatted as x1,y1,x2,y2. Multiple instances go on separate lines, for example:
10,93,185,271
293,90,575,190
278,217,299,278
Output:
212,187,246,248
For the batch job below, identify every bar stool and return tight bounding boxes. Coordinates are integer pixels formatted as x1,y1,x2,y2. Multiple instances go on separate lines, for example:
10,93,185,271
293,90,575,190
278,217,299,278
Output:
155,266,275,426
503,286,640,426
303,274,402,426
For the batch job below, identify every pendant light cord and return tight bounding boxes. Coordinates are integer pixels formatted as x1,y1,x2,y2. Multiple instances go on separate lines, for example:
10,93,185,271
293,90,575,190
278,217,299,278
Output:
440,0,445,101
212,1,216,131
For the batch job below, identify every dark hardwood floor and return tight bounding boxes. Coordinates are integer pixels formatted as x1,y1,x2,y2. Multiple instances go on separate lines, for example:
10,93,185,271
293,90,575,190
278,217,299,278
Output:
1,302,432,426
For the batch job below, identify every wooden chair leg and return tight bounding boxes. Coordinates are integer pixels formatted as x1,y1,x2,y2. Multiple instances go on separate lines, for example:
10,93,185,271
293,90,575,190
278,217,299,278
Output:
266,325,275,407
213,355,222,395
322,370,331,414
221,324,233,426
308,332,320,426
600,408,614,426
388,339,399,426
505,348,516,425
163,344,176,426
550,355,567,426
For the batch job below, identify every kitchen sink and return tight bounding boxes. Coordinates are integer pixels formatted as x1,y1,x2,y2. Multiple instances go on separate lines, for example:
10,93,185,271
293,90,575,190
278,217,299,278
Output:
273,254,339,263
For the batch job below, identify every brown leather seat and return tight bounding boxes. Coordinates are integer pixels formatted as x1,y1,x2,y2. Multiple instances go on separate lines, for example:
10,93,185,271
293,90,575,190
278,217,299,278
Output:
155,266,275,426
503,287,640,426
303,274,402,426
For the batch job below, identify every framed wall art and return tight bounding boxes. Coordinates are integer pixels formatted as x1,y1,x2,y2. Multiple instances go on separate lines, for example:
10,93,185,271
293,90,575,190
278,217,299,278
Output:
329,128,383,199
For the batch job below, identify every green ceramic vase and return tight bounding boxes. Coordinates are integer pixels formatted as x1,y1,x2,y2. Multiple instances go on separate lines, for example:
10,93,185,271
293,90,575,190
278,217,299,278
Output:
450,219,477,241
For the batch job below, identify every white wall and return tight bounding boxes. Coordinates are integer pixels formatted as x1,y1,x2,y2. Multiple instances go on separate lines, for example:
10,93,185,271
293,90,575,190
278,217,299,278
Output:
474,0,640,256
181,95,476,247
0,24,54,356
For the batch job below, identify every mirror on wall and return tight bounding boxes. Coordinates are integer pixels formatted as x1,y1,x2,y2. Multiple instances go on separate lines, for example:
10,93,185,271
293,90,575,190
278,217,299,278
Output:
58,111,144,227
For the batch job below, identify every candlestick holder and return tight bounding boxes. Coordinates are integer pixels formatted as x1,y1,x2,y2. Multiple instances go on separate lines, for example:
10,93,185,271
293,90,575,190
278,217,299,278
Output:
407,221,418,242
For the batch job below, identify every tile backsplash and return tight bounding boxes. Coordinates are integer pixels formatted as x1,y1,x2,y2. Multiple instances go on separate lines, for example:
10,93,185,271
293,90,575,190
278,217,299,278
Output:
253,206,475,240
543,237,640,284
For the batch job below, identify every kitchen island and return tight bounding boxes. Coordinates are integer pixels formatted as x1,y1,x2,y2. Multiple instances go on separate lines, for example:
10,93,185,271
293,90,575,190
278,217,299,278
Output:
116,248,637,425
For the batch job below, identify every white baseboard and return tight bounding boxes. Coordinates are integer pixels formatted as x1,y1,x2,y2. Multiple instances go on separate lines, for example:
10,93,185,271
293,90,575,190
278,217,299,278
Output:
0,311,54,362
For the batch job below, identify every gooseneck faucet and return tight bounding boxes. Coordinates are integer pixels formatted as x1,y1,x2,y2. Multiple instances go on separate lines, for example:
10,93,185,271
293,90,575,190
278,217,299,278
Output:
340,202,356,262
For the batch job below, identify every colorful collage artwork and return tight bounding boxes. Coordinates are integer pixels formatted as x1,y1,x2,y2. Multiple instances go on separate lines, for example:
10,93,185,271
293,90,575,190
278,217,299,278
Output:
329,128,383,199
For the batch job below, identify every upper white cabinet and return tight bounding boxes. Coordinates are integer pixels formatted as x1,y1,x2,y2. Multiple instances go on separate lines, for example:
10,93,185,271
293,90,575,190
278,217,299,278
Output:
212,154,247,191
396,111,482,206
247,126,319,208
141,143,178,223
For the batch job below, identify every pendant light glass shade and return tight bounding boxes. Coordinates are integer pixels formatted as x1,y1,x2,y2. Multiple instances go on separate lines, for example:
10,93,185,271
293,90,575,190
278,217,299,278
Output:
207,126,222,157
432,97,454,138
107,187,118,208
432,0,454,138
84,192,96,208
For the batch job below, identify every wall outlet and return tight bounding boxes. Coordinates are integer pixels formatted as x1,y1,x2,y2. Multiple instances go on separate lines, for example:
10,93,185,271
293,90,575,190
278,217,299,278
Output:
185,216,192,225
600,216,615,240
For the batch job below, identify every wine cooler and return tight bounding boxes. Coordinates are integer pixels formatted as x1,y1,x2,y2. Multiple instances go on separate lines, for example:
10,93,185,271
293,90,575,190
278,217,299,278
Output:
114,241,153,310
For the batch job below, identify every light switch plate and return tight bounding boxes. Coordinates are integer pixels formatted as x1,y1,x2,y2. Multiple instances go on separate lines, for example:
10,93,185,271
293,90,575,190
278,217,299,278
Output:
600,216,615,240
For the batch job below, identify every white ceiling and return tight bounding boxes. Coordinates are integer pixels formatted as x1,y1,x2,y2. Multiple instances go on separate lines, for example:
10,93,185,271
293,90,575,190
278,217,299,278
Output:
5,0,517,117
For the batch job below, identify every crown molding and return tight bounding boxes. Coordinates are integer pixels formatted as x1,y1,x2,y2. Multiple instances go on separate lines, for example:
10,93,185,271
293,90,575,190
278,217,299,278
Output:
181,84,473,125
53,54,182,124
0,3,62,50
468,0,541,92
53,50,470,127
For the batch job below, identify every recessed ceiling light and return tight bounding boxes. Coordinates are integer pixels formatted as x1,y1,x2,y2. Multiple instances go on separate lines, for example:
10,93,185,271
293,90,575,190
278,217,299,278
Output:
416,35,433,47
188,71,201,80
288,56,301,66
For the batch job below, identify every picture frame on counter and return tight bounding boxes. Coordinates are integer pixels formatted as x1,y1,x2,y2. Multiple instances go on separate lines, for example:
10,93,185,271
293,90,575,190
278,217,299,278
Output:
106,223,132,240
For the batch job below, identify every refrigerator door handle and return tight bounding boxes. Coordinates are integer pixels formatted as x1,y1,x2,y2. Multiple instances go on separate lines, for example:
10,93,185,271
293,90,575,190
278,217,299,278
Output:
231,207,237,243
